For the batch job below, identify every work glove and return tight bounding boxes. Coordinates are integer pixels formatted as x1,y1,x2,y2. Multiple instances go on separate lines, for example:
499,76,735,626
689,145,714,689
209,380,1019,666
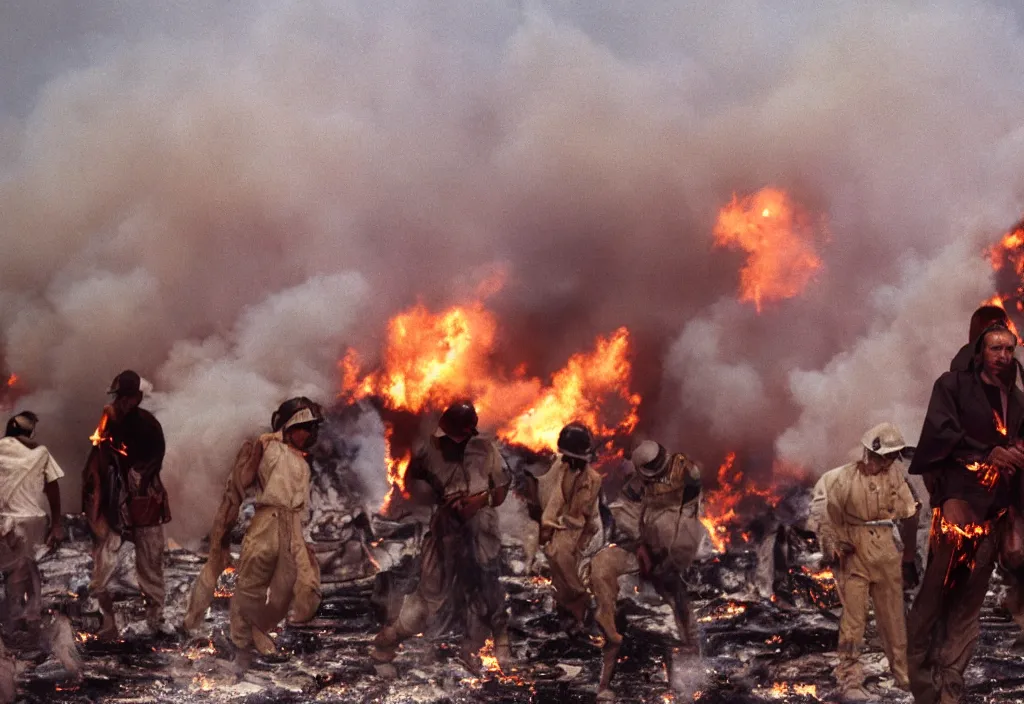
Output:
902,561,920,589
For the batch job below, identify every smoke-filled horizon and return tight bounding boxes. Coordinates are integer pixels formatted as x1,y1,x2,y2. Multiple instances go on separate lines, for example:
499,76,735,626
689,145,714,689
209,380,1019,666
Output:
3,0,1024,542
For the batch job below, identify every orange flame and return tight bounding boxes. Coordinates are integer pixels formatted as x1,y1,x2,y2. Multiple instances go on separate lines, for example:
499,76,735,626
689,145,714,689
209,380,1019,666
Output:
497,327,641,452
713,187,824,313
213,566,236,598
994,410,1008,436
89,411,127,456
341,301,642,508
5,374,17,388
931,508,990,587
964,460,1000,490
699,451,778,552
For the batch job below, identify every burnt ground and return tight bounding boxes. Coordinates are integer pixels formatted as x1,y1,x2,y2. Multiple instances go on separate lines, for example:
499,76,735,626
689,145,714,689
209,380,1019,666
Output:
11,520,1024,704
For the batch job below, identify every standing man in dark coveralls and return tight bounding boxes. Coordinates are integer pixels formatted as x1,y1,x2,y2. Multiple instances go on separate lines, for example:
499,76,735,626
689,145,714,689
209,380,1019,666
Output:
83,370,171,640
907,323,1024,704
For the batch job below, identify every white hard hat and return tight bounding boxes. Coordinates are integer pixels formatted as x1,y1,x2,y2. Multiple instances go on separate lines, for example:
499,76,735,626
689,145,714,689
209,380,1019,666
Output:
632,440,669,478
861,422,905,455
283,406,320,430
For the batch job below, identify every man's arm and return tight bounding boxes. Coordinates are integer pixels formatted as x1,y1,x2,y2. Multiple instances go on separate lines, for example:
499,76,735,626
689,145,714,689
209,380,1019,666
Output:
209,439,263,554
43,480,64,546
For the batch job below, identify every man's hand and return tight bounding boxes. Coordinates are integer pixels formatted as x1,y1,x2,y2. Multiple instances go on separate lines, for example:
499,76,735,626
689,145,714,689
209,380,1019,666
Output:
901,560,920,589
451,492,489,521
987,446,1024,472
941,498,980,526
45,521,65,548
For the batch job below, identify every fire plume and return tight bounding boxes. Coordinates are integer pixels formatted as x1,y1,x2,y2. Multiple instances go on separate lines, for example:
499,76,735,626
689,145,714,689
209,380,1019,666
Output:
699,451,778,552
497,327,641,452
341,300,642,507
713,187,824,313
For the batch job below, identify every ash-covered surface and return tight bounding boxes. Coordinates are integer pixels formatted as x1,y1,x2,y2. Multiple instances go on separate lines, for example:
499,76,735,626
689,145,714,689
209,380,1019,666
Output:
10,506,1024,704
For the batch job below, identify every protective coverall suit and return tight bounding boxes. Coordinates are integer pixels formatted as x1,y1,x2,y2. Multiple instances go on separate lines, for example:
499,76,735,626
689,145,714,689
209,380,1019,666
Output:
538,456,602,624
372,433,511,671
589,451,702,699
809,459,918,697
183,431,321,654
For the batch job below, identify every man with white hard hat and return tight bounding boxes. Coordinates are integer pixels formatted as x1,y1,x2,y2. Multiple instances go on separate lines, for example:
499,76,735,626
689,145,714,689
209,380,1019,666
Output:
808,422,919,702
183,397,325,674
588,439,703,702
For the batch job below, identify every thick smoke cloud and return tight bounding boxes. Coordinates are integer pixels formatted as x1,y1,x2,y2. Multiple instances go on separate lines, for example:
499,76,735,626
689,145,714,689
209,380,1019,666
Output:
2,1,1024,541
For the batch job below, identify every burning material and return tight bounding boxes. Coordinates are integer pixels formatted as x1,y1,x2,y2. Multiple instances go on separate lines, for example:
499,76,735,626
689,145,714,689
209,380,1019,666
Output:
497,327,641,453
192,673,215,691
5,374,16,388
697,602,747,623
460,638,526,688
932,509,991,586
965,461,1000,490
713,187,824,312
184,639,217,662
88,411,127,456
342,300,641,507
699,452,779,552
766,683,818,699
213,566,236,598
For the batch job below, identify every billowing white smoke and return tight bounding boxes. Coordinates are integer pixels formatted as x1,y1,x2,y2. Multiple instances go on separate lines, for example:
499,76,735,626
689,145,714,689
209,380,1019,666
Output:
3,1,1024,541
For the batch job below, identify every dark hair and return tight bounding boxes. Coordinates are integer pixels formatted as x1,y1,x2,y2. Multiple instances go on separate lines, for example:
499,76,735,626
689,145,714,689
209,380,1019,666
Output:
5,411,38,438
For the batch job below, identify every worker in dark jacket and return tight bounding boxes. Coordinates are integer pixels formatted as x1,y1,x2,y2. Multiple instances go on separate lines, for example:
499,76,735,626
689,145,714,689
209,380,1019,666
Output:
83,370,170,639
907,322,1024,704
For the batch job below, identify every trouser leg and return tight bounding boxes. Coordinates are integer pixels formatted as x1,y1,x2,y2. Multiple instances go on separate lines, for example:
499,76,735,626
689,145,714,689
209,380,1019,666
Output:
133,525,166,609
229,511,280,651
589,545,638,693
934,532,997,704
835,563,870,693
907,530,955,704
870,557,910,687
545,530,589,622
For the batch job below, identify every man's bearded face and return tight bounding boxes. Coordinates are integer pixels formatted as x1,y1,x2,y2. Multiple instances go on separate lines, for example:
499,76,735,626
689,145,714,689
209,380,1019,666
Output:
982,330,1016,384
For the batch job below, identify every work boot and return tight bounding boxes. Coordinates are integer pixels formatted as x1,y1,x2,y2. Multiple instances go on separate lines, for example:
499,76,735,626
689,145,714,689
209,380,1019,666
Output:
596,688,616,702
370,626,399,664
839,686,875,702
146,604,168,634
233,648,253,681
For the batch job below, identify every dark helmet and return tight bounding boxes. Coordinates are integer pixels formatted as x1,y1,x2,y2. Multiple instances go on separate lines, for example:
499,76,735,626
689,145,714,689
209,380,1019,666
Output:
557,422,593,461
108,369,142,397
272,397,324,432
434,400,478,440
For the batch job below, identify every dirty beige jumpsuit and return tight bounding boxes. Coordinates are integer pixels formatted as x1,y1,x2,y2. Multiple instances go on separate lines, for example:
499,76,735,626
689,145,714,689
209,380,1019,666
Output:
374,434,510,661
183,433,321,651
590,453,703,693
538,458,602,623
809,461,918,693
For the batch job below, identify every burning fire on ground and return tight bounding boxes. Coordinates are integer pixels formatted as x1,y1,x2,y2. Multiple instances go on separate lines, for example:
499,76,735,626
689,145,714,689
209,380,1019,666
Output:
214,566,236,598
699,451,781,552
713,187,824,313
341,300,641,509
931,508,991,587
